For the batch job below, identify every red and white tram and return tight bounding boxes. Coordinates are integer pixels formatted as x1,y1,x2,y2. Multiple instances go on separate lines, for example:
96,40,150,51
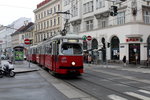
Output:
28,34,83,75
27,45,37,63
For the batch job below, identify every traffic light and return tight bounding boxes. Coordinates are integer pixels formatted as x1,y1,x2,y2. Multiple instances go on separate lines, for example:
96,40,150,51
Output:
110,6,118,16
113,6,118,16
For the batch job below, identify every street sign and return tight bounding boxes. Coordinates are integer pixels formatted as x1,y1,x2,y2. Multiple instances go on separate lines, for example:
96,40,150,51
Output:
87,36,92,41
82,35,87,41
24,39,30,45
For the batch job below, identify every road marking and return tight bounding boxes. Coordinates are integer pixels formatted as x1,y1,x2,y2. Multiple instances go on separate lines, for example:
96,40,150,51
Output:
108,94,128,100
138,90,150,95
125,92,150,100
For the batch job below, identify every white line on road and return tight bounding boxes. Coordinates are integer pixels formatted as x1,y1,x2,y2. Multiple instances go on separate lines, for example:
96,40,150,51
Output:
108,94,128,100
138,90,150,95
125,92,150,100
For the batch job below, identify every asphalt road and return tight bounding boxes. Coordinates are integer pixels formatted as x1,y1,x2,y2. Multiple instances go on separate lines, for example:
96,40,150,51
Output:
63,65,150,100
0,71,71,100
1,60,150,100
0,60,95,100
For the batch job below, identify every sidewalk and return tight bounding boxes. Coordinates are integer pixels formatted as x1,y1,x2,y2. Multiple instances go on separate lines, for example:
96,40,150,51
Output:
84,62,150,69
1,60,40,73
84,63,150,74
14,61,40,73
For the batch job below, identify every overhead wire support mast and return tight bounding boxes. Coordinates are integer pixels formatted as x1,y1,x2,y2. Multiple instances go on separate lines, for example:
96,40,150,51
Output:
55,11,72,36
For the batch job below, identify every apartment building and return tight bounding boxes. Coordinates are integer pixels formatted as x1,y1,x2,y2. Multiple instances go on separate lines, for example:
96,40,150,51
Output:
34,0,62,44
11,22,34,48
62,0,150,64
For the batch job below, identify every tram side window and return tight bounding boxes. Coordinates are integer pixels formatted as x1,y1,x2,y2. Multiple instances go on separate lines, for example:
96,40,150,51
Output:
47,43,52,54
61,43,82,55
45,44,48,54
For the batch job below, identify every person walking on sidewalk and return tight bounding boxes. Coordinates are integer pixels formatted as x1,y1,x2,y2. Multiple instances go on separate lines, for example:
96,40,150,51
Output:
122,55,126,67
88,55,92,64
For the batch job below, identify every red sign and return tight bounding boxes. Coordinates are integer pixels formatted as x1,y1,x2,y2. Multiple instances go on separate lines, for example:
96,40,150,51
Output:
87,36,92,41
126,38,140,42
24,39,30,45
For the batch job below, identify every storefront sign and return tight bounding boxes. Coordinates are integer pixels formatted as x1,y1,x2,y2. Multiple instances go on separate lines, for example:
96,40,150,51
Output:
126,38,142,42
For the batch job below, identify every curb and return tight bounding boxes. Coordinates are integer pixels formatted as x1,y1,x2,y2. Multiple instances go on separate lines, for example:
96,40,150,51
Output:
14,69,40,74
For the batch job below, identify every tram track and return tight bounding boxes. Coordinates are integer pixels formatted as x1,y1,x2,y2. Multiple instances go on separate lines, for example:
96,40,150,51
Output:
39,64,150,100
63,74,143,100
85,70,150,92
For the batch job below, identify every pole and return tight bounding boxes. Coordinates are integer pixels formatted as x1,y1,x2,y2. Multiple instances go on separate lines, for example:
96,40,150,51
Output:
28,45,30,68
106,42,108,68
0,44,2,66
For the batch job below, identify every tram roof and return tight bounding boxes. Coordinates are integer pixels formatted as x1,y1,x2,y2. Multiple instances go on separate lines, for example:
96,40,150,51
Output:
37,33,82,46
30,45,38,48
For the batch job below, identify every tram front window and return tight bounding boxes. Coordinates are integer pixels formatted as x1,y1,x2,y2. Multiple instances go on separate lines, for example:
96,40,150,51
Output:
61,43,82,55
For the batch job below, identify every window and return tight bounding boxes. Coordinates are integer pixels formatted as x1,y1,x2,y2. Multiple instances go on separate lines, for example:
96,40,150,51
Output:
22,35,24,39
44,21,46,29
54,19,56,26
41,12,43,18
72,5,78,17
47,20,49,27
44,11,46,17
73,24,80,32
61,43,82,55
41,34,43,41
47,43,52,54
83,1,93,14
96,0,105,9
98,18,108,28
144,10,150,24
117,12,125,25
50,19,53,27
86,20,93,31
64,0,70,6
58,17,60,25
58,4,60,11
71,0,78,17
54,6,56,13
47,33,49,38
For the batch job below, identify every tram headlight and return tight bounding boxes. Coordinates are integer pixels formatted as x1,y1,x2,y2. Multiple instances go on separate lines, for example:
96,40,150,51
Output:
71,62,76,66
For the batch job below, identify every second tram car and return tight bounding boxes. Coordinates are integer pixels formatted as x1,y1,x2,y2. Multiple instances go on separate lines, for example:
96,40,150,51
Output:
28,34,83,75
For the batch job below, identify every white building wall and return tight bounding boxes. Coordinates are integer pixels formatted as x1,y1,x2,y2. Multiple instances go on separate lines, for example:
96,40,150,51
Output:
62,0,150,64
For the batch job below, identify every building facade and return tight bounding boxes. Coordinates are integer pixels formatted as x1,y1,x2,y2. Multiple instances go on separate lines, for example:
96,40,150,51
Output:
11,22,34,48
62,0,150,64
0,17,31,57
34,0,62,45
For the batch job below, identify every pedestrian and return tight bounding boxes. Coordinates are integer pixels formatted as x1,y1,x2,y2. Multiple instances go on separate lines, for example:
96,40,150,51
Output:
122,55,126,67
88,55,92,64
146,57,150,66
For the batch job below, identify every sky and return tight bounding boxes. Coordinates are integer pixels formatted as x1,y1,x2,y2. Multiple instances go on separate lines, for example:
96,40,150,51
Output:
0,0,43,26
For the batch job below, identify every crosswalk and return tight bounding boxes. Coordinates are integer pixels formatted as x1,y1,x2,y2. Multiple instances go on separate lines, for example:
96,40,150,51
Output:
108,90,150,100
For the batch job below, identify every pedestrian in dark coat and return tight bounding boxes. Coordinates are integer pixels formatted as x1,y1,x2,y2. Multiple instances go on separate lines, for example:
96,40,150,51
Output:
122,56,126,66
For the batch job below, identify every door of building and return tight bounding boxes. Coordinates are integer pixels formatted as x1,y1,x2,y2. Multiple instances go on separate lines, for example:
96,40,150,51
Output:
129,44,140,64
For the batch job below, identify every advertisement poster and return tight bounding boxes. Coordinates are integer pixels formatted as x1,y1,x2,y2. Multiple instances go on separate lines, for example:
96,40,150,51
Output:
15,51,24,61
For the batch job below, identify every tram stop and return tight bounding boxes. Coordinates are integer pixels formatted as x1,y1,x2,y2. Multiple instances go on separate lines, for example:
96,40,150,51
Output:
13,46,24,64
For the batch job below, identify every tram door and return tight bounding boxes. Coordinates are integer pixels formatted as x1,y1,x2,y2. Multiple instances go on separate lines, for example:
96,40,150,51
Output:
129,44,140,64
52,41,59,71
